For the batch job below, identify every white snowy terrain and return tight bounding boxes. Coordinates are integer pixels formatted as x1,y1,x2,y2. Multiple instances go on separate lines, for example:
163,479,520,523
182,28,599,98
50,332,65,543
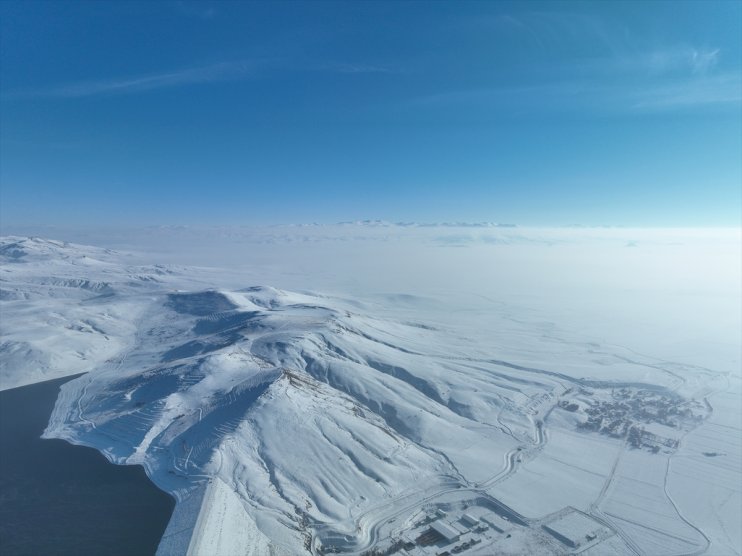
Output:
0,228,739,556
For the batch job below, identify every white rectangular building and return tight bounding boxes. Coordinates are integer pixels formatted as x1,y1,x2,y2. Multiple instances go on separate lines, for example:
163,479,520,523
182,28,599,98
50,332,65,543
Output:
543,511,607,548
461,513,479,527
430,520,460,543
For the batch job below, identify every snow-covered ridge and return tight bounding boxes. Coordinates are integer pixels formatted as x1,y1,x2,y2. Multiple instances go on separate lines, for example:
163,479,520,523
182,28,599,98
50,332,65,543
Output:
0,237,181,389
41,285,523,551
0,236,119,263
1,236,739,555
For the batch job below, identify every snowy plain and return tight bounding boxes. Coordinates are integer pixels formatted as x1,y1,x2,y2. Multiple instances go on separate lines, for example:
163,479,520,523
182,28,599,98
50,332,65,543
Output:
0,225,739,555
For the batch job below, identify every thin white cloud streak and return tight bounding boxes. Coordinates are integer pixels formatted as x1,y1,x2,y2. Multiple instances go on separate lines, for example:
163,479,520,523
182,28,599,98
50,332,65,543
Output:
630,72,742,110
486,11,634,59
485,11,726,78
604,46,721,77
3,58,394,100
5,61,254,99
410,40,738,113
440,10,739,113
410,69,741,113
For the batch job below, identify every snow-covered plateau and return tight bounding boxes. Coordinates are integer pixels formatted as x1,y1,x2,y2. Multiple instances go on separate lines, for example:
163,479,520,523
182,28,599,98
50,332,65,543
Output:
0,228,739,556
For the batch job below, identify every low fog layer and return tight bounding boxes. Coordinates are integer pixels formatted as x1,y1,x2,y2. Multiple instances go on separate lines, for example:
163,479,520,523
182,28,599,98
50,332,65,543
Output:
6,224,739,372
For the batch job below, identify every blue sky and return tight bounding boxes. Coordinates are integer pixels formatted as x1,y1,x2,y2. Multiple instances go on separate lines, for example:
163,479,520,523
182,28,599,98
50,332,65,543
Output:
1,0,740,227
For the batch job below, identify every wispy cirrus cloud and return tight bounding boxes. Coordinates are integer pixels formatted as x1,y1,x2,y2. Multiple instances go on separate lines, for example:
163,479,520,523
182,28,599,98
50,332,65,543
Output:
409,69,741,114
3,61,255,99
485,11,631,58
642,47,720,75
441,10,740,113
490,11,724,75
630,71,741,110
2,58,395,100
600,45,722,79
414,15,737,112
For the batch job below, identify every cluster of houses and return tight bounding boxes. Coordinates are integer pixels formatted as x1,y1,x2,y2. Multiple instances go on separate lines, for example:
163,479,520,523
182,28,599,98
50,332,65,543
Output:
568,387,705,453
368,506,517,556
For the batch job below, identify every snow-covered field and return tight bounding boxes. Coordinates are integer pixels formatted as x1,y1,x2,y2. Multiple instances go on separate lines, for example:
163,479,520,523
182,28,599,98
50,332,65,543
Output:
0,226,739,555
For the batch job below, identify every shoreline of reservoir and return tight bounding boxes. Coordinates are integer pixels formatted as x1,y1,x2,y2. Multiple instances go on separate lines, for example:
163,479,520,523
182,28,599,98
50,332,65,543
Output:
0,374,175,556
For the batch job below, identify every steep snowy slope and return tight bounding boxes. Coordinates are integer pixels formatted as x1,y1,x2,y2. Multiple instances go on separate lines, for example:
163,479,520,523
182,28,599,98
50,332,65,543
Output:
42,285,529,551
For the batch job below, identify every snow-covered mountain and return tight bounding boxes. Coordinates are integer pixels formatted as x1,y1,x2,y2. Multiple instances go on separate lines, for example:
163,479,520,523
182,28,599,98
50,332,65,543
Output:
1,236,739,555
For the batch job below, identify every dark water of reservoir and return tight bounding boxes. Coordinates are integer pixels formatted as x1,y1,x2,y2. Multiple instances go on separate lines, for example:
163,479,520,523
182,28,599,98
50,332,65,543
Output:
0,375,175,556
